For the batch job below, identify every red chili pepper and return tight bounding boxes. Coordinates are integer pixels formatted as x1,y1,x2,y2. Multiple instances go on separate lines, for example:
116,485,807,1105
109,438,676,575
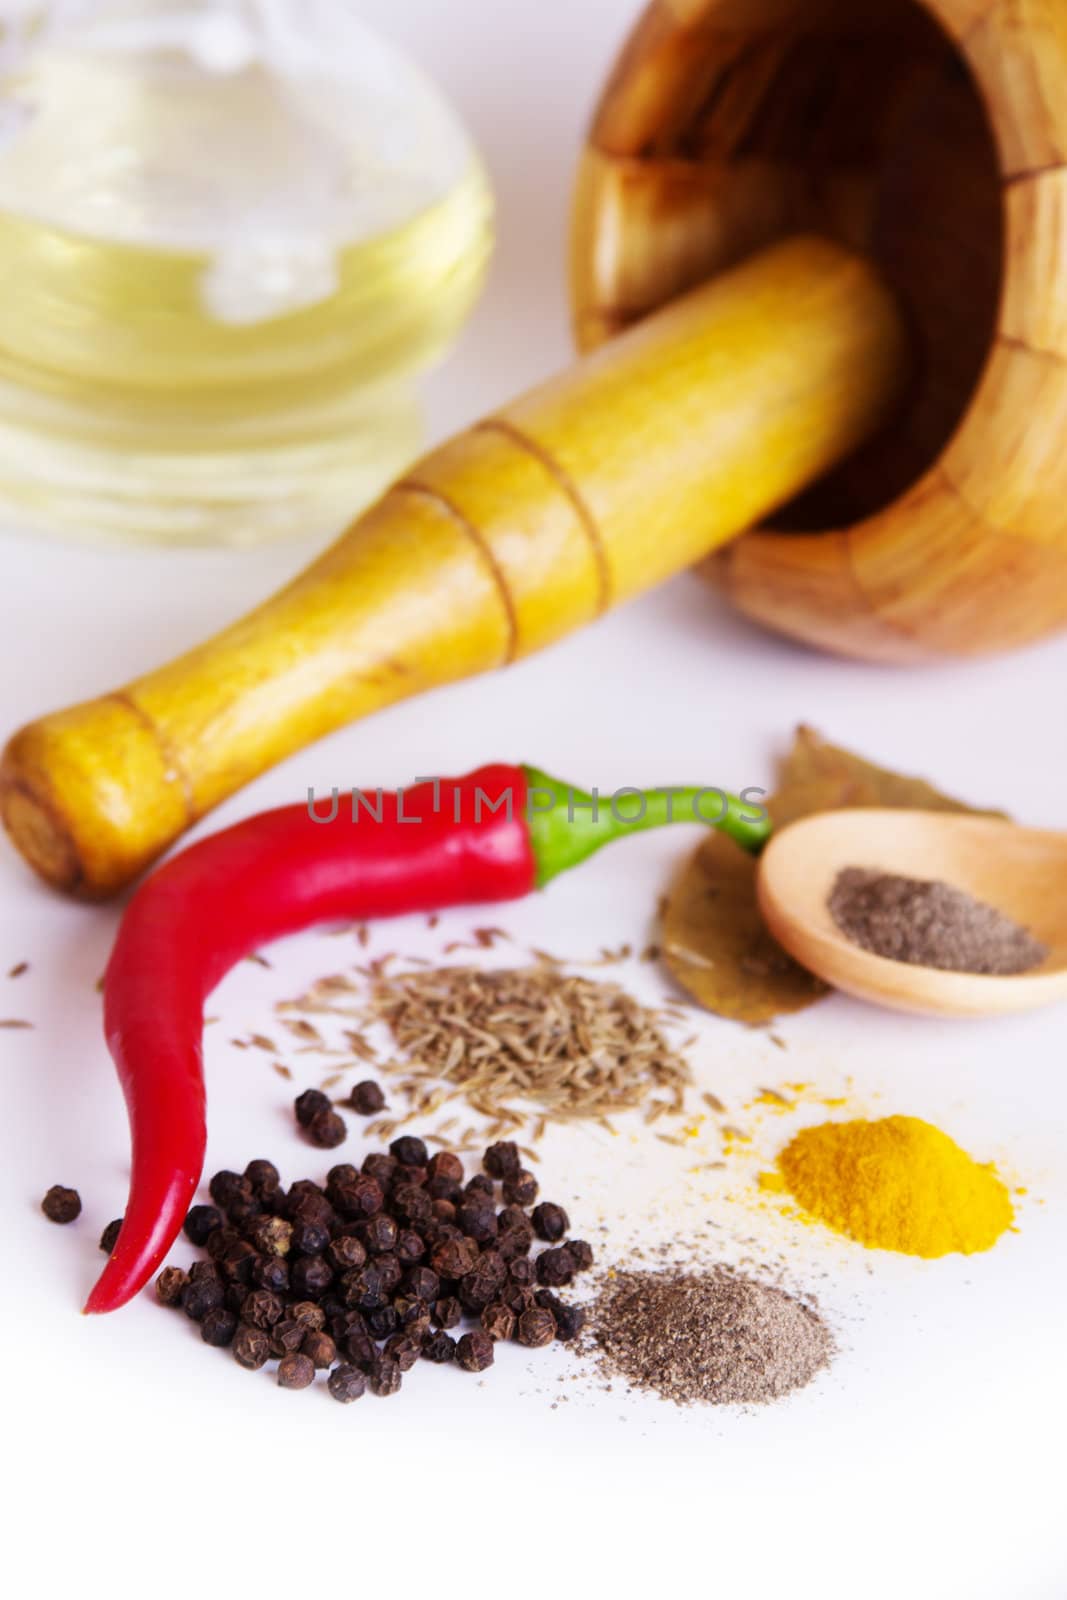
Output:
85,763,767,1313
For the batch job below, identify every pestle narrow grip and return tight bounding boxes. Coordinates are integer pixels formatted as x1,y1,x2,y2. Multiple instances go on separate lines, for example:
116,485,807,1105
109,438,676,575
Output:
1,235,908,898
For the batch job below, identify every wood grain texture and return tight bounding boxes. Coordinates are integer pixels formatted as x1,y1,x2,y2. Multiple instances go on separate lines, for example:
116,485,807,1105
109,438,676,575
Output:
1001,169,1067,354
963,0,1067,177
574,0,1067,660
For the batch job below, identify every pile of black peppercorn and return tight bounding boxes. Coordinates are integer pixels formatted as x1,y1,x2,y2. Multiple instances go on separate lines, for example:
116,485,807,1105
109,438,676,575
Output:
157,1136,592,1401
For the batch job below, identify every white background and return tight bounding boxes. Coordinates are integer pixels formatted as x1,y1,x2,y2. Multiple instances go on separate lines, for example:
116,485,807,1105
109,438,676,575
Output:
2,2,1065,1595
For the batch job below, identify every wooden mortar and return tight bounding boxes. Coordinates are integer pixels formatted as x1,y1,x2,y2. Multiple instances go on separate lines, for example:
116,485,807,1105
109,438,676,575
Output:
574,0,1067,659
2,0,1063,898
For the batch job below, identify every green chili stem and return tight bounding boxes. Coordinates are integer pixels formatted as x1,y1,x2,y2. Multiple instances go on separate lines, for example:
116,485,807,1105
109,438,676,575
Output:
522,766,771,888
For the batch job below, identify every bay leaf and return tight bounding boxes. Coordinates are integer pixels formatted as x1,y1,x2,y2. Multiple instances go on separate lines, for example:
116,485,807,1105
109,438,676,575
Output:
661,830,829,1027
769,724,1008,829
661,725,1008,1026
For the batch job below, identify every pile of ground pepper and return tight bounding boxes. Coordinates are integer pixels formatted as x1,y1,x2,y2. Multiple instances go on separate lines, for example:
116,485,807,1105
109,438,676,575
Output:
588,1267,833,1407
829,868,1047,976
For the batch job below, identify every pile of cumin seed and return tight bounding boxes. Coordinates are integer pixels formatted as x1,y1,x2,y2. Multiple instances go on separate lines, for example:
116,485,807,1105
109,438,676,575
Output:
276,957,694,1146
367,964,691,1130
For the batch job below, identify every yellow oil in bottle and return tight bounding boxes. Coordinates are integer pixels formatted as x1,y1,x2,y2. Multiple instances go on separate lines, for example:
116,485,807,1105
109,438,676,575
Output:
0,9,493,545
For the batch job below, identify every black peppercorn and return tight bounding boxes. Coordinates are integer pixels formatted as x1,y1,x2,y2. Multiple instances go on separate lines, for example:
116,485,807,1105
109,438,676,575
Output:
219,1240,260,1287
465,1173,496,1200
226,1194,264,1229
302,1330,338,1369
361,1153,397,1186
269,1319,307,1358
290,1254,333,1298
183,1203,222,1246
208,1170,247,1208
181,1277,225,1322
383,1333,420,1373
99,1217,123,1255
503,1170,539,1207
188,1259,222,1284
375,1253,403,1294
292,1197,337,1235
253,1254,290,1294
369,1355,403,1397
294,1088,331,1128
508,1256,536,1287
326,1162,359,1192
244,1158,281,1202
502,1222,534,1260
156,1265,188,1307
433,1297,463,1330
249,1215,293,1258
531,1202,569,1243
327,1234,367,1273
358,1214,398,1254
457,1200,498,1242
534,1290,586,1341
277,1353,316,1390
536,1246,577,1288
516,1307,556,1348
458,1270,497,1315
390,1135,428,1168
328,1364,367,1404
456,1330,495,1373
233,1323,271,1370
201,1307,238,1347
391,1183,432,1225
290,1217,330,1256
481,1302,516,1342
348,1080,387,1115
566,1239,594,1272
224,1281,249,1315
289,1300,326,1329
307,1108,347,1149
401,1266,441,1304
206,1225,239,1260
342,1176,385,1220
395,1229,425,1265
41,1185,81,1224
422,1220,462,1254
421,1330,457,1364
345,1263,389,1311
344,1328,377,1370
431,1237,479,1279
332,1307,367,1342
502,1283,537,1316
391,1294,423,1327
365,1305,399,1340
428,1151,465,1184
241,1289,284,1329
483,1141,522,1182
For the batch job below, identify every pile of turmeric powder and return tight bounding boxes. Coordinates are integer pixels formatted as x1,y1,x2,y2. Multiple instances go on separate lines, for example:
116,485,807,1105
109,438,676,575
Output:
766,1115,1014,1258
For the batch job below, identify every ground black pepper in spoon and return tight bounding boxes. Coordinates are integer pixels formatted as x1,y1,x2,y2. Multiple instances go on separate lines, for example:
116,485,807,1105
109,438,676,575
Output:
829,867,1047,975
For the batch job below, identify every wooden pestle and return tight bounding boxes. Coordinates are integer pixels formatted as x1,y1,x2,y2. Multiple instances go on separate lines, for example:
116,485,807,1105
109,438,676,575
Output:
1,235,908,898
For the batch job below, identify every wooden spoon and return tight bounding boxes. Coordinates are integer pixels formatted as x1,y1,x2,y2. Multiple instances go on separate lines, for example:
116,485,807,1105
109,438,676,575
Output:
756,809,1067,1019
